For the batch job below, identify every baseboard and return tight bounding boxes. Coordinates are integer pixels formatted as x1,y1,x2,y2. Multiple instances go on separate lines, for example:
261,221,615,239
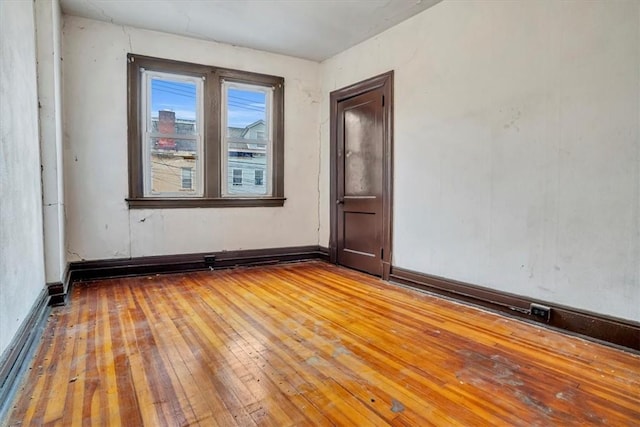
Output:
0,287,51,420
68,245,330,284
389,266,640,352
45,263,72,306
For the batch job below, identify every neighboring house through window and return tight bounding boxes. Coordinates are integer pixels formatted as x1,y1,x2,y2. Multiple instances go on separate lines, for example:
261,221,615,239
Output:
181,167,193,190
127,54,285,208
232,169,243,186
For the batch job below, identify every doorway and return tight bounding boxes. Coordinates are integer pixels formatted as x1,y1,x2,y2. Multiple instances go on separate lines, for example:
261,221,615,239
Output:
329,72,393,279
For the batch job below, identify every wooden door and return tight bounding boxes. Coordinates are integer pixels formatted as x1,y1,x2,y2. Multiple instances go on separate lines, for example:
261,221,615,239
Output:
331,72,393,278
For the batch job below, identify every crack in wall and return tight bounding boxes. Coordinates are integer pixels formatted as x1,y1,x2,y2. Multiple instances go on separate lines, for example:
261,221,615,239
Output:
67,250,84,261
317,117,328,245
122,25,132,52
184,12,192,34
87,1,114,24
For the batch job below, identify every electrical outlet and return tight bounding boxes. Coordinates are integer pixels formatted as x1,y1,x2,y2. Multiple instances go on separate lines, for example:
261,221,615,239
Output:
204,254,216,266
530,303,551,322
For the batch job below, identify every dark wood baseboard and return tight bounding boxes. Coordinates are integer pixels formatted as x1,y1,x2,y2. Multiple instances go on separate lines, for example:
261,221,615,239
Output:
68,245,329,284
47,282,64,296
0,287,51,420
46,264,71,306
389,266,640,352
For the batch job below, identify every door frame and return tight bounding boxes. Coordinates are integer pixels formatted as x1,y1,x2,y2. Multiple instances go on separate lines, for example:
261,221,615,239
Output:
329,71,394,280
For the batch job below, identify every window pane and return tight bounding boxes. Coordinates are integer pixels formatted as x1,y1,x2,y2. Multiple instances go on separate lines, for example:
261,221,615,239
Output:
227,144,267,195
151,79,197,136
232,169,243,186
144,72,202,197
181,167,193,189
226,87,267,139
149,137,198,194
225,85,269,195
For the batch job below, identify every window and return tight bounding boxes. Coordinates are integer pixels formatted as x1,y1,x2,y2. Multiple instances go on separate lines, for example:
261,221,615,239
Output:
127,54,285,208
181,167,193,190
222,81,271,196
142,71,202,196
232,169,243,186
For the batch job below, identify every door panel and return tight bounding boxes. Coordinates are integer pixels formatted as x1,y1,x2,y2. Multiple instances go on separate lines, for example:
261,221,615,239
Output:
336,89,385,276
343,211,377,254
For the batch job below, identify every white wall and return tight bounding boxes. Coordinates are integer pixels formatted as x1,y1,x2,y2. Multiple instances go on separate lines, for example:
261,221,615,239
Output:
36,0,66,284
0,0,46,356
320,0,640,321
63,16,321,260
61,1,640,322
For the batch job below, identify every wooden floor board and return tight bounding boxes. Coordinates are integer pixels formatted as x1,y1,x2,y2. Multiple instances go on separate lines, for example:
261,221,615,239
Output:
5,261,640,426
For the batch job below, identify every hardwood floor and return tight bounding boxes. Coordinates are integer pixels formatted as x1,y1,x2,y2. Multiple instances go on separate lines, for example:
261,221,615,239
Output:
5,261,640,426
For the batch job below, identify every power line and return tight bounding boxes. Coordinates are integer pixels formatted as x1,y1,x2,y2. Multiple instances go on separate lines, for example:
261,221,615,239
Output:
151,159,198,171
228,101,265,113
152,83,266,112
152,81,265,107
154,82,264,109
152,88,265,114
228,98,265,110
153,80,196,94
229,94,265,105
153,87,196,100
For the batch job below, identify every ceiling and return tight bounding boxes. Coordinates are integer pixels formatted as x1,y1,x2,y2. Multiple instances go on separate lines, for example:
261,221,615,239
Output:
60,0,442,62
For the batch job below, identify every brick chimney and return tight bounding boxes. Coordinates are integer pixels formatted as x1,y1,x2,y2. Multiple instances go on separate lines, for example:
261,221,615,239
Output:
158,110,176,149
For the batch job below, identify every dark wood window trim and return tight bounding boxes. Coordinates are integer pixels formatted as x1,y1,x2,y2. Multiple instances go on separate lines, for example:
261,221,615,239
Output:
126,197,287,209
127,54,285,208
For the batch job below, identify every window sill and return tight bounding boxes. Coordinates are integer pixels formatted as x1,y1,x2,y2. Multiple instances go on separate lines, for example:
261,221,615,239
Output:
126,197,286,209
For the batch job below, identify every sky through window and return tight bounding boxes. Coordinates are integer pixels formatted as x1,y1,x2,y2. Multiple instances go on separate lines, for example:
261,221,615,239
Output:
151,79,266,128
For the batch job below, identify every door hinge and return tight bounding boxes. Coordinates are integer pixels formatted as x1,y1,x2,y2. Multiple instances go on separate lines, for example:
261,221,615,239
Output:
382,95,385,107
380,247,384,259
